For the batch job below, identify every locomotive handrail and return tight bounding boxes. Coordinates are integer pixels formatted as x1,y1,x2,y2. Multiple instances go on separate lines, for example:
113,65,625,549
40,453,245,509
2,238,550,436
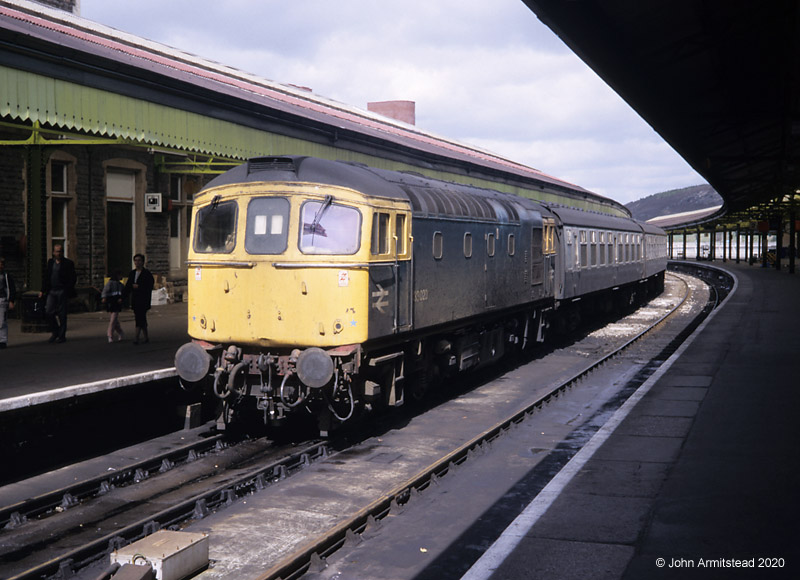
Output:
186,260,255,268
272,262,391,269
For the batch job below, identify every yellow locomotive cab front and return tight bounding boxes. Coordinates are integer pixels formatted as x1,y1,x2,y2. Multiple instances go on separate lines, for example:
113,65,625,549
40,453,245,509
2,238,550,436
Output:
185,182,410,350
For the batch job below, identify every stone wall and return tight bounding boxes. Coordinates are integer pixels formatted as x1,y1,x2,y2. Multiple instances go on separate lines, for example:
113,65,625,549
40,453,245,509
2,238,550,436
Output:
0,133,210,298
0,146,26,289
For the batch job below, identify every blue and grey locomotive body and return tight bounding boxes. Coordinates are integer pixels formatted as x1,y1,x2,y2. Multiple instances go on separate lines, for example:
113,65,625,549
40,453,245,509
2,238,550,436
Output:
175,156,667,433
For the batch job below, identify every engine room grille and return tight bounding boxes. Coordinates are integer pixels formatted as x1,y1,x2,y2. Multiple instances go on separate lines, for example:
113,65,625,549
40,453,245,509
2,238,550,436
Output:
248,157,297,174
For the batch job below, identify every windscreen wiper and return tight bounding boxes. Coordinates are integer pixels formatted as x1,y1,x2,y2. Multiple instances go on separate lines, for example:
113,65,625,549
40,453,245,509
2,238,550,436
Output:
305,194,333,240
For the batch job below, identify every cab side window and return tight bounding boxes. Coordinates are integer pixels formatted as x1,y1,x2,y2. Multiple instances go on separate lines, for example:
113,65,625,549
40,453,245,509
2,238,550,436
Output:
371,212,390,255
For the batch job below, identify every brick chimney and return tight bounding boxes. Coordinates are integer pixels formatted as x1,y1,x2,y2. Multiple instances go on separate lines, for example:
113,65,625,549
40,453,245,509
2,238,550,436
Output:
367,100,416,125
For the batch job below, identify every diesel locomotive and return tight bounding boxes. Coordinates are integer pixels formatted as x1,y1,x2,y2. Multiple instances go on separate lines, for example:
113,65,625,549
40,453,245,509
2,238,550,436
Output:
175,156,667,434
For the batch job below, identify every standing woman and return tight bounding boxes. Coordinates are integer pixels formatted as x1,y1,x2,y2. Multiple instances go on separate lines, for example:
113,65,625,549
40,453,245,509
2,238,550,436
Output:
125,253,155,344
0,256,16,349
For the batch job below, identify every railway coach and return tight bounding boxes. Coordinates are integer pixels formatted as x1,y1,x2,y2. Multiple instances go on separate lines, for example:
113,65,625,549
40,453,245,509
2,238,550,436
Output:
175,156,666,434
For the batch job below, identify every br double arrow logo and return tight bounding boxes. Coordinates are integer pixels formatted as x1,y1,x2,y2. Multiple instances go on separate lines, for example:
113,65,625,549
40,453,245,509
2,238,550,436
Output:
371,284,389,313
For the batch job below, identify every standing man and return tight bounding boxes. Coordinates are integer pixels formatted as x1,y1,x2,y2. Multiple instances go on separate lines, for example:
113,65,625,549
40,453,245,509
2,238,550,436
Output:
40,244,77,343
125,253,155,344
0,256,16,349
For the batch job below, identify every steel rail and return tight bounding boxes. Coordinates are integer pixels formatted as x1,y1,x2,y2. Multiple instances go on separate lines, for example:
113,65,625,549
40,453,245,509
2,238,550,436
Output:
0,431,226,530
6,441,329,580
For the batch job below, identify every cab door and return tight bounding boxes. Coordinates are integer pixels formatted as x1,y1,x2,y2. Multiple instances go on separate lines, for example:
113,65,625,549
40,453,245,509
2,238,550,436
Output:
368,211,412,338
394,213,412,331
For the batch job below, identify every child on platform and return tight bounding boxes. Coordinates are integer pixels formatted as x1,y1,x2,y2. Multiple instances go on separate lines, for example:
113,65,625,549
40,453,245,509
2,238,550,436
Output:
101,271,125,343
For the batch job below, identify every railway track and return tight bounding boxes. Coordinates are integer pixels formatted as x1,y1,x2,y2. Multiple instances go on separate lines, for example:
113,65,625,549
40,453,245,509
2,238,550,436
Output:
0,435,328,580
0,267,726,580
253,270,717,580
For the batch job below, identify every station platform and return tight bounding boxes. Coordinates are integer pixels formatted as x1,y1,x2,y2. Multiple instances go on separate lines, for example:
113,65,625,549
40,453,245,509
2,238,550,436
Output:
465,261,799,580
0,301,188,404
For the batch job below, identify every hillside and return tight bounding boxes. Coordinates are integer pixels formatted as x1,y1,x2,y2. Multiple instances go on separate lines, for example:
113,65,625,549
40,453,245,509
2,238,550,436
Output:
625,184,722,221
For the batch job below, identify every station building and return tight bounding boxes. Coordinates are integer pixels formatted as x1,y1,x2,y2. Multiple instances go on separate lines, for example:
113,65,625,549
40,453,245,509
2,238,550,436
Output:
0,0,629,314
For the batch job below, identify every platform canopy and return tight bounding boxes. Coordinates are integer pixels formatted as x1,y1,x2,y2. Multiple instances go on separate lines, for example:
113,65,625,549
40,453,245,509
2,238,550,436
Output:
524,0,800,223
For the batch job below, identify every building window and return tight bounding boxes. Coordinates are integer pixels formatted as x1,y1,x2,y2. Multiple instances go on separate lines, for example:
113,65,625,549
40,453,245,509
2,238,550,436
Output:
51,161,68,193
51,197,68,250
48,158,75,258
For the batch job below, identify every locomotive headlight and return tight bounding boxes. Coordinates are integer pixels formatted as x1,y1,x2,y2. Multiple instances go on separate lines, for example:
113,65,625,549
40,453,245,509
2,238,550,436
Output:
296,347,334,389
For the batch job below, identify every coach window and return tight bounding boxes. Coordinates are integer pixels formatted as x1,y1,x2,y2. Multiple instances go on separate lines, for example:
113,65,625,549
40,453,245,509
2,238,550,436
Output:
543,220,556,255
508,233,516,256
572,230,580,268
371,212,390,255
565,228,574,270
246,197,290,254
599,232,606,265
300,200,361,254
433,231,444,260
608,233,614,264
590,230,597,266
195,199,238,253
487,232,496,257
622,234,627,262
464,232,473,258
579,230,588,268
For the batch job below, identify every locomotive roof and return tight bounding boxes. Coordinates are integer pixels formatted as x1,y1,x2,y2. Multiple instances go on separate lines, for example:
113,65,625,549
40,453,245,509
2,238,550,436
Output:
205,156,549,223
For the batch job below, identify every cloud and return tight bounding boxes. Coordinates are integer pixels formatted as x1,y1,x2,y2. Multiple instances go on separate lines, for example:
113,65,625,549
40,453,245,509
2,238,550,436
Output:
79,0,704,204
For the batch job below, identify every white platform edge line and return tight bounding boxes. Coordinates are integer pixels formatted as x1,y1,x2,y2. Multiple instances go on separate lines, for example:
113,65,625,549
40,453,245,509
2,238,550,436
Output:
0,367,178,412
461,269,739,580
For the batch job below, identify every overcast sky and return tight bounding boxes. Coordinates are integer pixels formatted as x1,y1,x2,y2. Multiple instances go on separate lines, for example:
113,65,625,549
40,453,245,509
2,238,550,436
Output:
78,0,704,205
